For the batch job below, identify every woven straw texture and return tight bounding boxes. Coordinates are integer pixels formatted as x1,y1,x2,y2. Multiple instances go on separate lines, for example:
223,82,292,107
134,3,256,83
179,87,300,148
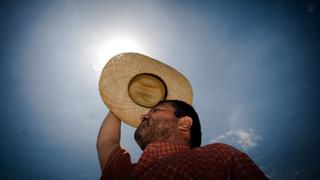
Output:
99,52,193,127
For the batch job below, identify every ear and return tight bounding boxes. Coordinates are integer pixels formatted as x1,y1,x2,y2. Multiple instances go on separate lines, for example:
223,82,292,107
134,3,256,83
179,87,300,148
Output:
178,116,193,131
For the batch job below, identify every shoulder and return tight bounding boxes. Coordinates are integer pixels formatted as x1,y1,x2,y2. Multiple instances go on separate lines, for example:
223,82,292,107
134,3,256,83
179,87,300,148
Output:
101,146,133,179
201,143,241,152
104,145,132,172
197,143,248,159
199,144,268,179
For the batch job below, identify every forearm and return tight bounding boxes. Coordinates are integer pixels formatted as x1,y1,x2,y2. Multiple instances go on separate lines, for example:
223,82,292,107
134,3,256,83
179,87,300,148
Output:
97,111,121,171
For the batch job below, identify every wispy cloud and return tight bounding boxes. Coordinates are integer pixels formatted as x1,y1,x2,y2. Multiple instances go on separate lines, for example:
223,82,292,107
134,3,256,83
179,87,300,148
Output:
211,104,262,150
294,169,304,175
211,129,262,150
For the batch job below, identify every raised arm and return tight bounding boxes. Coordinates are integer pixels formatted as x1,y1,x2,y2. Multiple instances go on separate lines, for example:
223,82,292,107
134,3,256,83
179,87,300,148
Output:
96,111,121,171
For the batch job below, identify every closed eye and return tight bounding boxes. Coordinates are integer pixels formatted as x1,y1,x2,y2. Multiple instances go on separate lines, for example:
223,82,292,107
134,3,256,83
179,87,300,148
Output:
151,108,161,113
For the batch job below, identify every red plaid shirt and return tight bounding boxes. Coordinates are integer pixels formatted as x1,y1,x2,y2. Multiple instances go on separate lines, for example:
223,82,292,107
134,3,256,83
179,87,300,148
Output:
101,142,268,180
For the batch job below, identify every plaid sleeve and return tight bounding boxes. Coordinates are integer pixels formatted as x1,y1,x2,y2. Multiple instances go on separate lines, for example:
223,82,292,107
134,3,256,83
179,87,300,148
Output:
100,146,134,180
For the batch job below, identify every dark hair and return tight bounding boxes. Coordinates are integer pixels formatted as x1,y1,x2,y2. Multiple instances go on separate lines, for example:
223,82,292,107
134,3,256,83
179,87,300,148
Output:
156,100,202,148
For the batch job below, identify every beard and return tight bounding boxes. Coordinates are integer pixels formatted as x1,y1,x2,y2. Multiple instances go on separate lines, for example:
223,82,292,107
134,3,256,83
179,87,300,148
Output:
134,119,155,150
134,116,177,150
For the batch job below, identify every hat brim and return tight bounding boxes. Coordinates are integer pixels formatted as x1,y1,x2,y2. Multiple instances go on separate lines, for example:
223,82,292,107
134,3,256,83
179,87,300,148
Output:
99,52,193,127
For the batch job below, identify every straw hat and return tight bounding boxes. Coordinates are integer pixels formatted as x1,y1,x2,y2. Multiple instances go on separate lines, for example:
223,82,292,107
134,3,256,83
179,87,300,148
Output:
99,52,193,127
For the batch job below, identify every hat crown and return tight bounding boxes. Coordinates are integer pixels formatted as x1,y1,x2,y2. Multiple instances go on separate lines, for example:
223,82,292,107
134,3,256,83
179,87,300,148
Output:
128,73,167,108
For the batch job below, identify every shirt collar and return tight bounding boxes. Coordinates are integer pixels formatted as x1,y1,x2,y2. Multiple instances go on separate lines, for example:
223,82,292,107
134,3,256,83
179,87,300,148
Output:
142,141,191,160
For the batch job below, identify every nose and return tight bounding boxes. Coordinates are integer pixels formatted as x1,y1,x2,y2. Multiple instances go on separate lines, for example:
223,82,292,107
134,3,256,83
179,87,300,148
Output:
140,113,150,122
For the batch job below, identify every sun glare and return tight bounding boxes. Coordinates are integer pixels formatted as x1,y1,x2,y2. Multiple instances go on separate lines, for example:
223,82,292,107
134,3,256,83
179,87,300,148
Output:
88,36,145,73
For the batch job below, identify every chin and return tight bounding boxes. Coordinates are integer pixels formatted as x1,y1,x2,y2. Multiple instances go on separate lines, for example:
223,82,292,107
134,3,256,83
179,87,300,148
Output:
135,135,148,150
134,131,151,151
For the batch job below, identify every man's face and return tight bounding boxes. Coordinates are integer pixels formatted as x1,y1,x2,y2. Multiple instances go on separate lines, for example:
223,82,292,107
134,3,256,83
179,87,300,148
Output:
134,103,179,150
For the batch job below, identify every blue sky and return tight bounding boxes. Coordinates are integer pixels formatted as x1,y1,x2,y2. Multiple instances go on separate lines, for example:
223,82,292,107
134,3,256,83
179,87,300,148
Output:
1,0,320,179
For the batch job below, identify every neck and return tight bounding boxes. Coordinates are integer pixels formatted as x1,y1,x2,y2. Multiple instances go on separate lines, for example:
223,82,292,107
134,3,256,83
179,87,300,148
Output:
155,131,190,147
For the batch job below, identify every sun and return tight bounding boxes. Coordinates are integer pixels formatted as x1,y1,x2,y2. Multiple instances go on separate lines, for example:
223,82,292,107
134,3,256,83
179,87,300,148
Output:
88,36,145,73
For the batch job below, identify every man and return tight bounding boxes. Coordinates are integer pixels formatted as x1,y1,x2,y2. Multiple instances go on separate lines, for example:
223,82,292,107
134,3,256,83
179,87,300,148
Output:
97,100,268,179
